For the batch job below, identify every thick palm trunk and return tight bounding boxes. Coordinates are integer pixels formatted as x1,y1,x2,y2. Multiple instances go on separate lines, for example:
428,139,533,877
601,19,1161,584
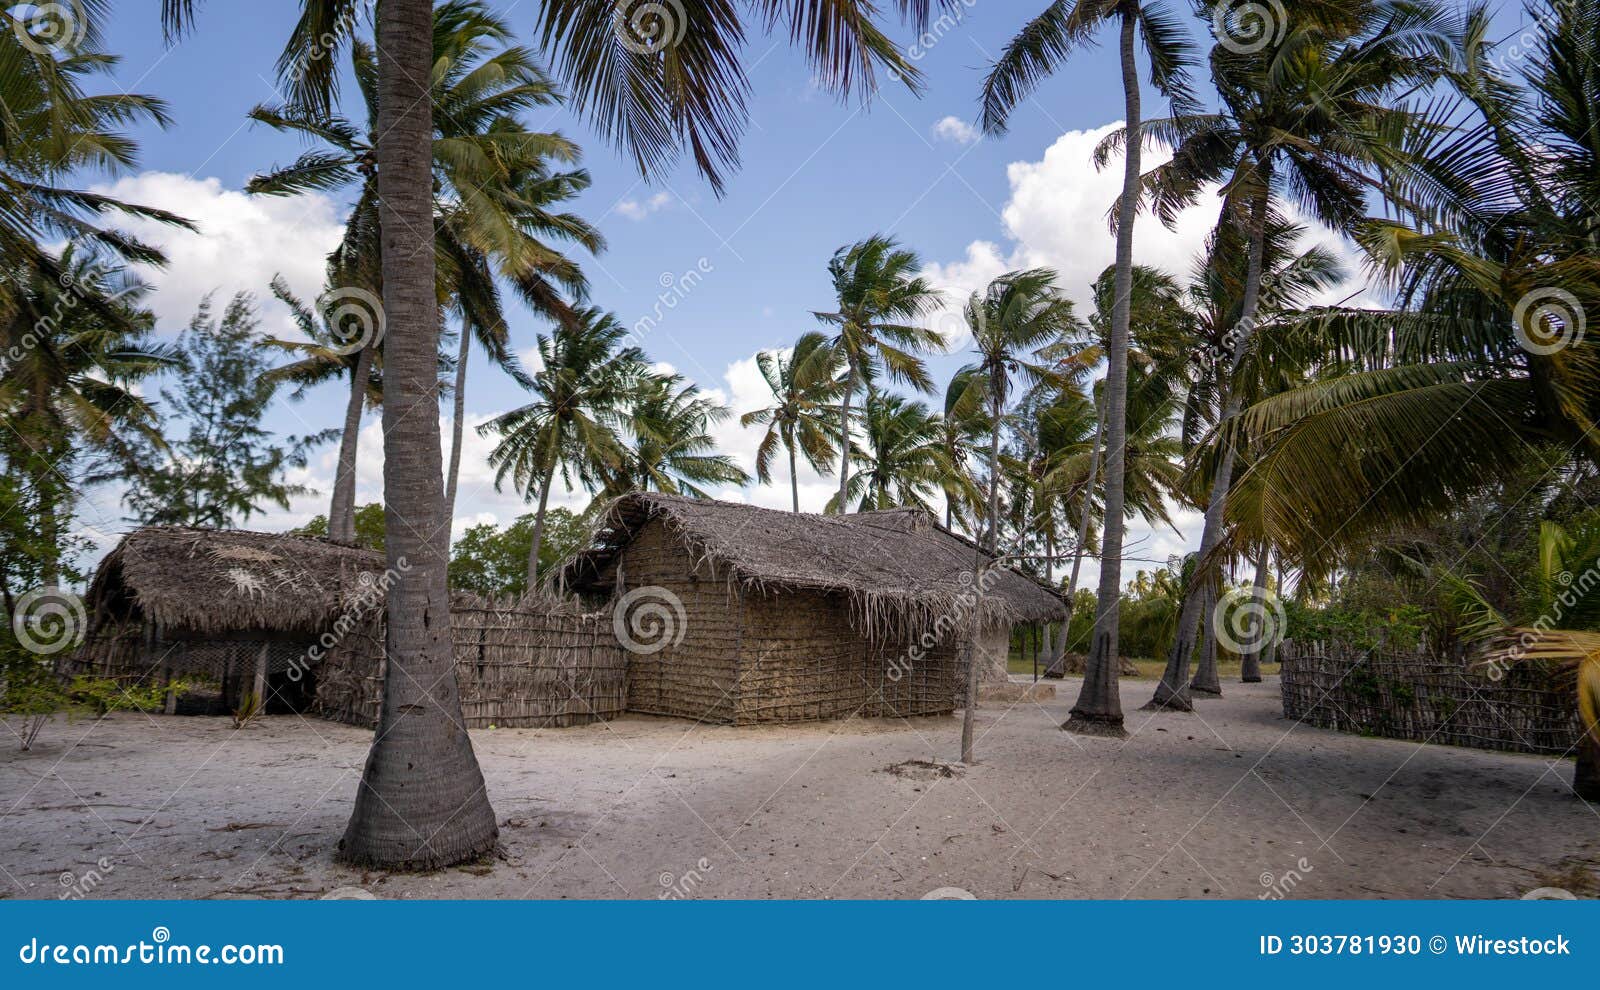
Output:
329,345,372,543
1577,730,1600,801
835,357,857,512
1066,11,1140,736
1147,177,1271,712
339,0,497,870
443,325,470,527
1041,532,1058,667
1240,547,1270,682
1190,579,1222,696
524,443,560,591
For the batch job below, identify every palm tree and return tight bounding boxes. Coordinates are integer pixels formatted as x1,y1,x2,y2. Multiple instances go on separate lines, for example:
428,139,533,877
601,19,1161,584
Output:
485,308,644,588
0,8,193,317
605,372,749,498
937,367,990,532
0,250,171,581
266,277,383,544
161,0,944,871
440,156,603,525
834,395,952,514
982,0,1196,736
813,235,944,512
1132,0,1452,711
955,270,1078,555
741,332,844,511
246,1,600,540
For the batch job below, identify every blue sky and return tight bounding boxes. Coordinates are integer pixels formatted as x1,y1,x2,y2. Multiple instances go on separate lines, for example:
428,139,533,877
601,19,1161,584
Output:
69,1,1531,584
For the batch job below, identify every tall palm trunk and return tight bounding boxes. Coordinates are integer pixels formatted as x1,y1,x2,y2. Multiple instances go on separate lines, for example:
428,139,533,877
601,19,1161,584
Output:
1190,577,1221,695
339,0,497,869
1066,10,1140,735
1239,546,1270,682
962,380,1008,764
1064,397,1106,608
330,344,373,543
524,431,560,590
984,369,1003,554
787,434,800,512
443,325,471,526
1148,175,1271,711
835,354,857,512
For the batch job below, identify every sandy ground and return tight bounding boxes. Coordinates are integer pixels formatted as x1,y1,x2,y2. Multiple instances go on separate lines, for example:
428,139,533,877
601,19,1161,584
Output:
2,676,1597,901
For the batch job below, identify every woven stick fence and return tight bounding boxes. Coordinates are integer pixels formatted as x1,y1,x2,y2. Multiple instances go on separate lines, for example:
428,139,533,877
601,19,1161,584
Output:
1279,641,1581,756
315,595,626,730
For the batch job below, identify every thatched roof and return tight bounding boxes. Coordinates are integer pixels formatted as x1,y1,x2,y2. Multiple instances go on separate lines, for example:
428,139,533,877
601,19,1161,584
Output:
87,527,390,639
553,493,1067,635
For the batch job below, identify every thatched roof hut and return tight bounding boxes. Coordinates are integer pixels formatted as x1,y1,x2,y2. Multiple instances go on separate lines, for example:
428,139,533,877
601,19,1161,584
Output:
86,527,389,639
75,527,390,714
555,493,1067,635
554,494,1066,724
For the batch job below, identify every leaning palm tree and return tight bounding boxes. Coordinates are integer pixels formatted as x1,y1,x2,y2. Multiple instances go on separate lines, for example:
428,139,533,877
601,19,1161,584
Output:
162,0,944,870
484,308,644,589
606,373,750,498
983,0,1196,736
833,394,952,514
741,332,844,511
813,235,944,513
1131,0,1453,711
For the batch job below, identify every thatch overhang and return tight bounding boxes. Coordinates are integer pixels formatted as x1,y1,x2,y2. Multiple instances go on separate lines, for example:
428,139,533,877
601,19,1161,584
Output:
552,493,1068,638
86,527,390,640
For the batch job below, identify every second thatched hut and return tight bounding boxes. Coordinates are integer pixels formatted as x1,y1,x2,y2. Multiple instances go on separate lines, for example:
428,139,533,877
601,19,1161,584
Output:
553,493,1067,724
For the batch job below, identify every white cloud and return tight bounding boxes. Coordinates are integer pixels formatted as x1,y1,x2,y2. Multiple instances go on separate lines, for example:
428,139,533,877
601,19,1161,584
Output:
921,121,1372,351
932,115,980,146
87,172,346,339
615,190,675,221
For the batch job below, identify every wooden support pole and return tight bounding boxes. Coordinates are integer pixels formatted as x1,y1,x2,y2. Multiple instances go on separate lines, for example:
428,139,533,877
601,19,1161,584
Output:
253,642,269,711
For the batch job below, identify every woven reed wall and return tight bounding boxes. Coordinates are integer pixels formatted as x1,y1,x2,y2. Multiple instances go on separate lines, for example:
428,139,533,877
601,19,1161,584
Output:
616,519,742,722
1279,641,1581,756
737,587,960,722
313,597,626,730
615,517,962,724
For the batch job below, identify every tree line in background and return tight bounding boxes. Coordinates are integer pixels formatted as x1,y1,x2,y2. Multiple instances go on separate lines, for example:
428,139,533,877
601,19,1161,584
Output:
5,0,1600,863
